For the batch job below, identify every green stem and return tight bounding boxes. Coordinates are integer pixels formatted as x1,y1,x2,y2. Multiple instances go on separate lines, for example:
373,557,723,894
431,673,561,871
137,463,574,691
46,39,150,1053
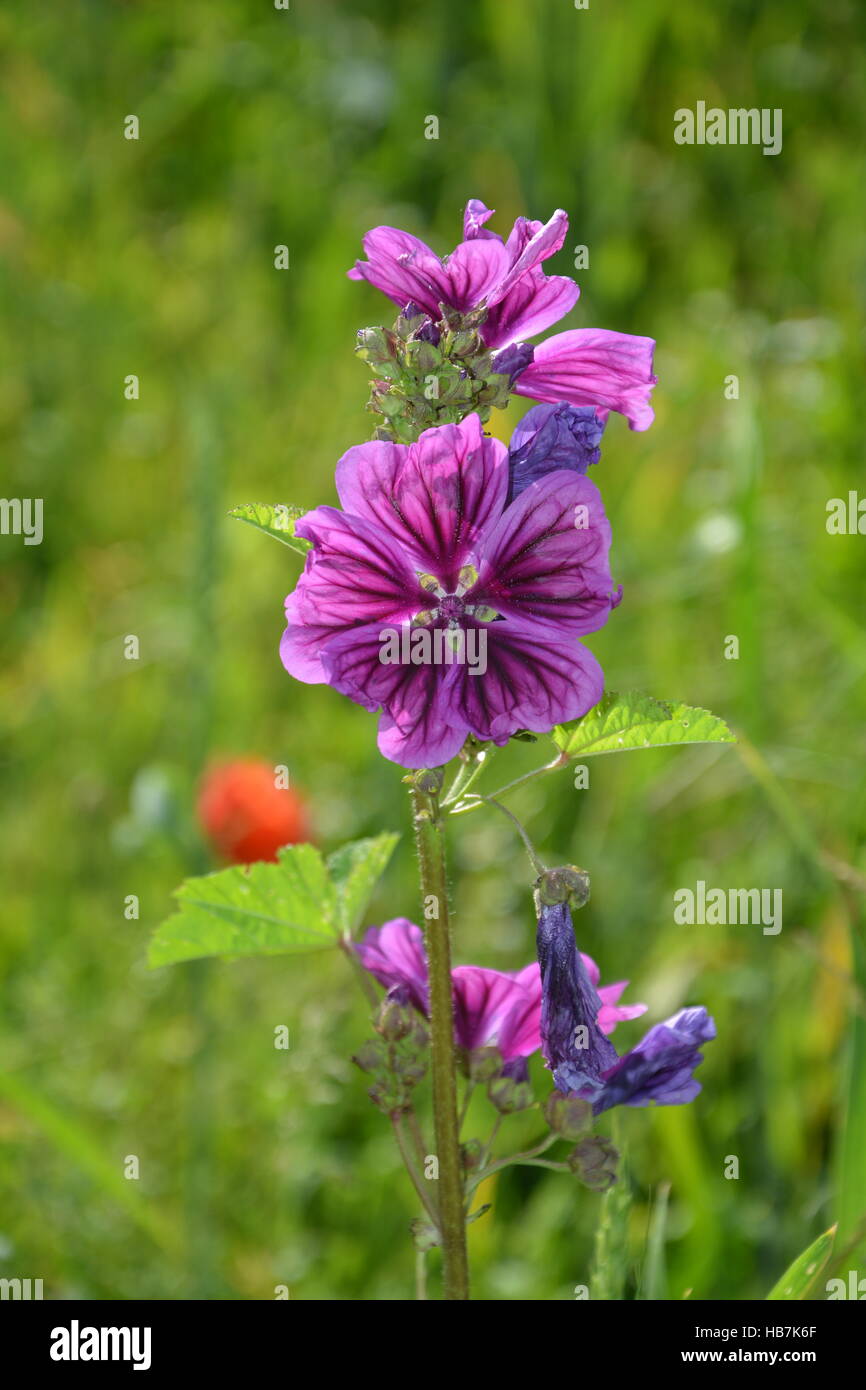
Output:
391,1114,439,1223
410,783,470,1300
415,1248,429,1300
442,744,494,806
472,795,547,876
450,753,568,814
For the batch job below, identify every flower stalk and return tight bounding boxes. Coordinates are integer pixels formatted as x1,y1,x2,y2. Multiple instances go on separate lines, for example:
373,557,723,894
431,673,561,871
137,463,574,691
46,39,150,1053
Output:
410,778,470,1300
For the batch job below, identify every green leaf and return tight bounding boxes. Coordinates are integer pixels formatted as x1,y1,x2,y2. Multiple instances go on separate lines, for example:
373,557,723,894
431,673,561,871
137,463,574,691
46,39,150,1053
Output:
326,832,400,936
229,502,312,556
148,835,398,967
551,691,736,760
766,1225,835,1300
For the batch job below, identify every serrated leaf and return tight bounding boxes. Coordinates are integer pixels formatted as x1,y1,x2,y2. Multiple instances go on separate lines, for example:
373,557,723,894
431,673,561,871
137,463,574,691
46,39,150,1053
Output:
326,832,400,936
551,691,735,760
229,502,312,556
149,834,401,967
148,842,337,966
766,1225,835,1300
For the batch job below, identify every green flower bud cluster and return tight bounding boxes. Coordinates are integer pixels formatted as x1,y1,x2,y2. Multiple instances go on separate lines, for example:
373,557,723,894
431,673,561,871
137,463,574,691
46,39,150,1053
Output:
356,305,513,444
566,1134,619,1191
352,1001,429,1115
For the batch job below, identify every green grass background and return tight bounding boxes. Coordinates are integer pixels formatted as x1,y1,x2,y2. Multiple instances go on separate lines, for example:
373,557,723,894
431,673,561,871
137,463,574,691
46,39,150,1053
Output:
1,0,865,1299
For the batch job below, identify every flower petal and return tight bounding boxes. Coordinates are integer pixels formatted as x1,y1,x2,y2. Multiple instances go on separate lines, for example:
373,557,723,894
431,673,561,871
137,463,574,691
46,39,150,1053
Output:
280,509,425,684
508,403,605,499
513,328,657,430
536,902,619,1097
473,470,615,634
454,614,606,743
463,198,498,241
482,273,580,349
336,414,509,590
452,966,539,1056
593,1007,716,1113
490,209,570,302
355,920,429,1012
444,238,512,311
347,225,450,317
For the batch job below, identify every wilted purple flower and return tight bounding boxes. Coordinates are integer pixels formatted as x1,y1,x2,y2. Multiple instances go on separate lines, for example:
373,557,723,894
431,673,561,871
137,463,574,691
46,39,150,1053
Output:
508,402,606,500
348,197,657,430
536,899,715,1114
355,919,645,1067
280,413,618,768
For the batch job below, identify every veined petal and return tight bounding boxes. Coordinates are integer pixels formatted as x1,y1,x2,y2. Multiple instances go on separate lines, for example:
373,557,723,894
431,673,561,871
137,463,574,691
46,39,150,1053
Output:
443,237,512,310
452,966,539,1056
482,273,580,349
280,510,424,685
291,506,426,628
336,414,509,590
462,198,499,241
489,208,570,303
473,470,614,633
347,225,450,317
513,328,657,430
454,615,606,743
355,920,429,1012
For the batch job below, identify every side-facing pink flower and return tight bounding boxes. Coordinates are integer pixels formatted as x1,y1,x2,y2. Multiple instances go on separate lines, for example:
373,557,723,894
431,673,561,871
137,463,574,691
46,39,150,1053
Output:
349,198,578,351
355,920,645,1066
348,197,657,430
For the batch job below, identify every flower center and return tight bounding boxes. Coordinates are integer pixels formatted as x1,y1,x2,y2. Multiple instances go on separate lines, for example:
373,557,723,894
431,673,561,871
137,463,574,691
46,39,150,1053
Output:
438,595,465,623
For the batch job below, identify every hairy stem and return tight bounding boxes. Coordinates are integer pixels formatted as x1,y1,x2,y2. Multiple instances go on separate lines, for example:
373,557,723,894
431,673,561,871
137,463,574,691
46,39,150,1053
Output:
410,782,470,1300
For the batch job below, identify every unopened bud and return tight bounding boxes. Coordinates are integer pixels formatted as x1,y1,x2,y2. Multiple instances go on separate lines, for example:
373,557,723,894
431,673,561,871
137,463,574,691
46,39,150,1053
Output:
488,1075,535,1114
351,1040,388,1074
534,865,591,910
374,997,414,1042
567,1135,619,1191
544,1090,593,1139
467,1045,503,1082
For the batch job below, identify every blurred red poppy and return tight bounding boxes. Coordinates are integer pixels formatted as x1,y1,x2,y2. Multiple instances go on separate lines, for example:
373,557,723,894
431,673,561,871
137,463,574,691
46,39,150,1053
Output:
196,760,309,864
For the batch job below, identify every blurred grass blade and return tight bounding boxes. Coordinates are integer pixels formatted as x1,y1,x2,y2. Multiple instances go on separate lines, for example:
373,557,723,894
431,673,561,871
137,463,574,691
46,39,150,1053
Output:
834,917,866,1270
766,1224,835,1299
639,1180,671,1300
0,1070,181,1257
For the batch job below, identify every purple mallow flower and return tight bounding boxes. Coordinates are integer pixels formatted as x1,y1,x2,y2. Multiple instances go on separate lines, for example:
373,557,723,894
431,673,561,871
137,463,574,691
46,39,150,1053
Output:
508,402,606,500
348,197,657,430
280,413,618,768
536,899,715,1114
356,919,645,1067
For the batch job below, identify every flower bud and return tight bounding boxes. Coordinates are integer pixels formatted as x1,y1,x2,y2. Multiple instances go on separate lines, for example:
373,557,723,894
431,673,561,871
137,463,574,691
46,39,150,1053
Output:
567,1135,619,1191
534,865,591,910
355,326,397,366
374,996,414,1042
544,1089,593,1139
351,1040,389,1074
488,1075,535,1114
367,1078,410,1115
410,767,445,795
460,1139,484,1173
467,1045,504,1083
